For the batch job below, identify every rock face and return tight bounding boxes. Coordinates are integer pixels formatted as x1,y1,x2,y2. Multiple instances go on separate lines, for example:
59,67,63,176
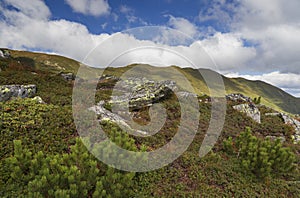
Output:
0,85,37,102
233,103,261,123
226,93,252,103
109,77,177,110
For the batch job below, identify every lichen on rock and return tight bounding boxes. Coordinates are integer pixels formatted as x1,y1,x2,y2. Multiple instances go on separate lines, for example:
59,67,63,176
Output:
0,84,37,102
109,77,177,110
233,103,261,123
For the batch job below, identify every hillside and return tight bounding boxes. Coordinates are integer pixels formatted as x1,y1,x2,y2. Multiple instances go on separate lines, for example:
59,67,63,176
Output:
0,49,300,197
2,49,299,114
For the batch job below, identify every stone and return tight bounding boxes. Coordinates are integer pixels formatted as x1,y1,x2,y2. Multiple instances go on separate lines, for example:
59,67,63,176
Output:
109,77,177,110
226,93,252,103
233,103,261,123
0,85,37,102
31,96,45,104
89,101,148,136
280,113,300,144
0,49,10,58
265,112,300,144
61,73,75,81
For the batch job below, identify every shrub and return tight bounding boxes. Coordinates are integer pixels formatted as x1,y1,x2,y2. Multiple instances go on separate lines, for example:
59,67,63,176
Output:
238,128,296,178
223,127,296,179
2,138,135,197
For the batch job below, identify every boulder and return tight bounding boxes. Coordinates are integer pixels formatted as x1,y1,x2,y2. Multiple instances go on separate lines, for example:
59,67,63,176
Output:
0,85,37,102
226,93,252,103
265,112,300,144
280,113,300,143
0,49,10,58
61,73,75,81
31,96,45,104
109,77,177,110
89,101,148,136
233,103,261,123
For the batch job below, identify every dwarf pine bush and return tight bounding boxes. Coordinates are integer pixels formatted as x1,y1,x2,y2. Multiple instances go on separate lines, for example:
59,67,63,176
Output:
3,138,135,197
223,127,296,179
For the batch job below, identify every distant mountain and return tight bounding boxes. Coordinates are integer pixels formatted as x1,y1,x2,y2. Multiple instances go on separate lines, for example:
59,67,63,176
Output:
1,48,299,114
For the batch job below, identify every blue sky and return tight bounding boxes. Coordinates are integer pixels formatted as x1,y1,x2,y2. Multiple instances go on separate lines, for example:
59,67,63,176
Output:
0,0,300,97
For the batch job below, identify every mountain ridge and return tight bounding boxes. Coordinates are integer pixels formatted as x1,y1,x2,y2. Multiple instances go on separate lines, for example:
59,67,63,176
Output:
1,48,299,114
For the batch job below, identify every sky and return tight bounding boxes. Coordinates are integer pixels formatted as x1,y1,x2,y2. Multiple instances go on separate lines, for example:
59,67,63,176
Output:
0,0,300,97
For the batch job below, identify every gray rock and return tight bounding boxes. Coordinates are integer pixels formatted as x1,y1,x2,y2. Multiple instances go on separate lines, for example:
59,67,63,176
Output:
0,49,10,58
109,77,177,110
233,103,261,123
281,114,300,144
61,73,75,81
226,93,252,103
31,96,45,104
266,112,300,144
89,101,148,136
0,85,37,102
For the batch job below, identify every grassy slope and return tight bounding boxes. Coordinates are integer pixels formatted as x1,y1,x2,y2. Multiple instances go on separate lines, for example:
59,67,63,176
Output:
0,49,299,197
5,49,300,114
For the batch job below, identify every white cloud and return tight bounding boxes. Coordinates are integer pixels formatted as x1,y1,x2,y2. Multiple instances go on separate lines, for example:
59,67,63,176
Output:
0,0,299,97
225,71,300,97
119,5,147,26
0,0,109,60
201,32,256,70
65,0,110,16
167,15,198,38
120,5,132,14
2,0,51,20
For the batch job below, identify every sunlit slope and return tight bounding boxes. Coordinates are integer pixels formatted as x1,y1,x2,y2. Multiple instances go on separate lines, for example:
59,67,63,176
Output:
2,49,299,114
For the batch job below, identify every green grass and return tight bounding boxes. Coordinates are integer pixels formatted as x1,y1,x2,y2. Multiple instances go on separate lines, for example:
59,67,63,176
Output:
0,49,299,197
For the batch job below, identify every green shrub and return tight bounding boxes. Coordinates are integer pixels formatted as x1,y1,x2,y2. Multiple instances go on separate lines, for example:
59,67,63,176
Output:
2,138,135,197
235,127,296,178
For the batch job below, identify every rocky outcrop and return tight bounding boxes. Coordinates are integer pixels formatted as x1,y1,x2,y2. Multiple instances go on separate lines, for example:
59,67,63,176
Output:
0,49,10,58
109,77,177,110
61,73,75,81
0,85,37,102
226,93,252,103
233,103,261,123
265,112,300,143
89,101,148,136
280,114,300,143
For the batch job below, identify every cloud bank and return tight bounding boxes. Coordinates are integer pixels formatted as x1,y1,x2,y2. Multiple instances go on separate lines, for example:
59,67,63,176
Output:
0,0,299,97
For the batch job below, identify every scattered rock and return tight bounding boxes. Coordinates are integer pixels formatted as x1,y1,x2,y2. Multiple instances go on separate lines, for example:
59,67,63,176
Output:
61,73,75,81
109,77,177,110
226,93,252,103
233,103,261,123
0,85,37,102
31,96,45,104
265,112,300,144
265,112,281,116
0,49,10,58
89,101,148,136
